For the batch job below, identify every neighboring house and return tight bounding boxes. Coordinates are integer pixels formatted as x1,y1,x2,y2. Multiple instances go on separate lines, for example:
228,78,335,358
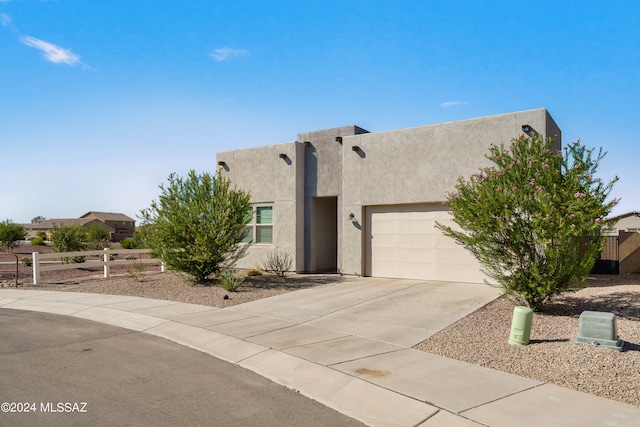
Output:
80,212,136,241
606,211,640,235
217,108,561,282
24,218,115,240
24,212,135,241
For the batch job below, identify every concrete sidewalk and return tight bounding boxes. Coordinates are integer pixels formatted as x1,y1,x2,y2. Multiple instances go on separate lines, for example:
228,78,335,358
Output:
1,278,638,427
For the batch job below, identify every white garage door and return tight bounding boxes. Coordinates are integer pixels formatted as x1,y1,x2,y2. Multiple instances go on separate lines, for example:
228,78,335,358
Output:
365,204,485,282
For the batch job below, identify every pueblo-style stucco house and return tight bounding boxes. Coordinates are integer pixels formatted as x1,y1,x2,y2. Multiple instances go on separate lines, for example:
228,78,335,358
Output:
217,108,561,282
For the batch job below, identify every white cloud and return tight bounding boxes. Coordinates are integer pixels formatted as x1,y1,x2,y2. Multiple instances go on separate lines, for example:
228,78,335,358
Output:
20,36,81,66
0,13,11,26
208,48,248,62
441,100,469,108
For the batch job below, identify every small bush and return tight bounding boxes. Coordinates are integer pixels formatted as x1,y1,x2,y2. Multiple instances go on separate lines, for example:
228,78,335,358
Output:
261,249,293,278
21,257,32,267
120,238,136,249
246,268,263,277
218,269,244,292
0,220,26,251
50,223,86,263
87,224,111,245
30,236,45,246
125,260,146,282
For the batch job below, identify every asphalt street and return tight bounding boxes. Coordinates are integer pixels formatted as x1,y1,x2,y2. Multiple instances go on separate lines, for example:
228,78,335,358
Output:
0,308,364,427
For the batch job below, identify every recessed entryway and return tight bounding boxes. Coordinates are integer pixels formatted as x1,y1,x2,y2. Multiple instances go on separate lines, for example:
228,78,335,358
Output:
311,196,338,272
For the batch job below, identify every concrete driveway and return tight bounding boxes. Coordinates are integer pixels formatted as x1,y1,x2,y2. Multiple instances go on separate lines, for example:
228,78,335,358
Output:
3,278,638,427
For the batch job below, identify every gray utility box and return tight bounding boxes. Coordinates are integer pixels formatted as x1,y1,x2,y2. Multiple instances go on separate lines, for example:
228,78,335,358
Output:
574,311,624,351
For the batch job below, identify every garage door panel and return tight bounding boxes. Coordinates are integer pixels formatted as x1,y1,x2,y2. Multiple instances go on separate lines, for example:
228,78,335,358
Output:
433,263,484,283
374,220,435,234
372,261,438,281
373,247,475,266
372,247,441,264
434,247,479,265
372,233,439,249
366,205,485,283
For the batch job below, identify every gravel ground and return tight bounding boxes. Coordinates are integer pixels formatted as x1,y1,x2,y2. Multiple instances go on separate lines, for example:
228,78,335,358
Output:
416,274,640,407
2,245,639,407
0,265,345,309
0,244,346,308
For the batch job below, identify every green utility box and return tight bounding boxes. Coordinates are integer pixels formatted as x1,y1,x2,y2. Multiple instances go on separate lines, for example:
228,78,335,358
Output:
508,306,533,346
574,311,624,351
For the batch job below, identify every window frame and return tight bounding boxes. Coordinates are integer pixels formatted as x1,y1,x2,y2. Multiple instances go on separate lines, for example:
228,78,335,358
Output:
243,205,274,244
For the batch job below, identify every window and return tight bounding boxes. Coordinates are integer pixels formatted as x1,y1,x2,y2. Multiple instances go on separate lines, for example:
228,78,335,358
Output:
243,206,273,244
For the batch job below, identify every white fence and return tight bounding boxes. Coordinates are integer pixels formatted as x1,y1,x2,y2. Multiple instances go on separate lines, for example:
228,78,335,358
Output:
32,248,165,285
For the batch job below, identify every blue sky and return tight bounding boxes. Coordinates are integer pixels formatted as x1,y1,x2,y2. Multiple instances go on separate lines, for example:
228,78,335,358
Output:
1,0,638,223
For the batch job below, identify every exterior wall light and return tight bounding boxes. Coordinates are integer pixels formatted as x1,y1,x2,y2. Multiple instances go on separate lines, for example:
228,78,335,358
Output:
217,161,227,167
279,153,287,159
522,125,540,138
352,146,361,152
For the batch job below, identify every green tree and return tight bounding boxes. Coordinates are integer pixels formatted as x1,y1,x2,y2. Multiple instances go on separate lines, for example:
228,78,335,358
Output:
31,216,46,224
0,220,27,251
436,135,618,311
50,223,87,263
140,170,252,282
86,223,111,250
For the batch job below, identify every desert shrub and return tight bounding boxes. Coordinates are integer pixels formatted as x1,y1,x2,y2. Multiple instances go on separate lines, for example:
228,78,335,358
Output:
120,238,136,249
218,269,244,292
246,268,263,276
437,135,618,311
50,224,87,263
125,260,146,282
0,220,26,251
85,224,112,252
87,223,111,243
139,170,252,282
21,257,32,267
30,236,45,246
261,249,293,278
